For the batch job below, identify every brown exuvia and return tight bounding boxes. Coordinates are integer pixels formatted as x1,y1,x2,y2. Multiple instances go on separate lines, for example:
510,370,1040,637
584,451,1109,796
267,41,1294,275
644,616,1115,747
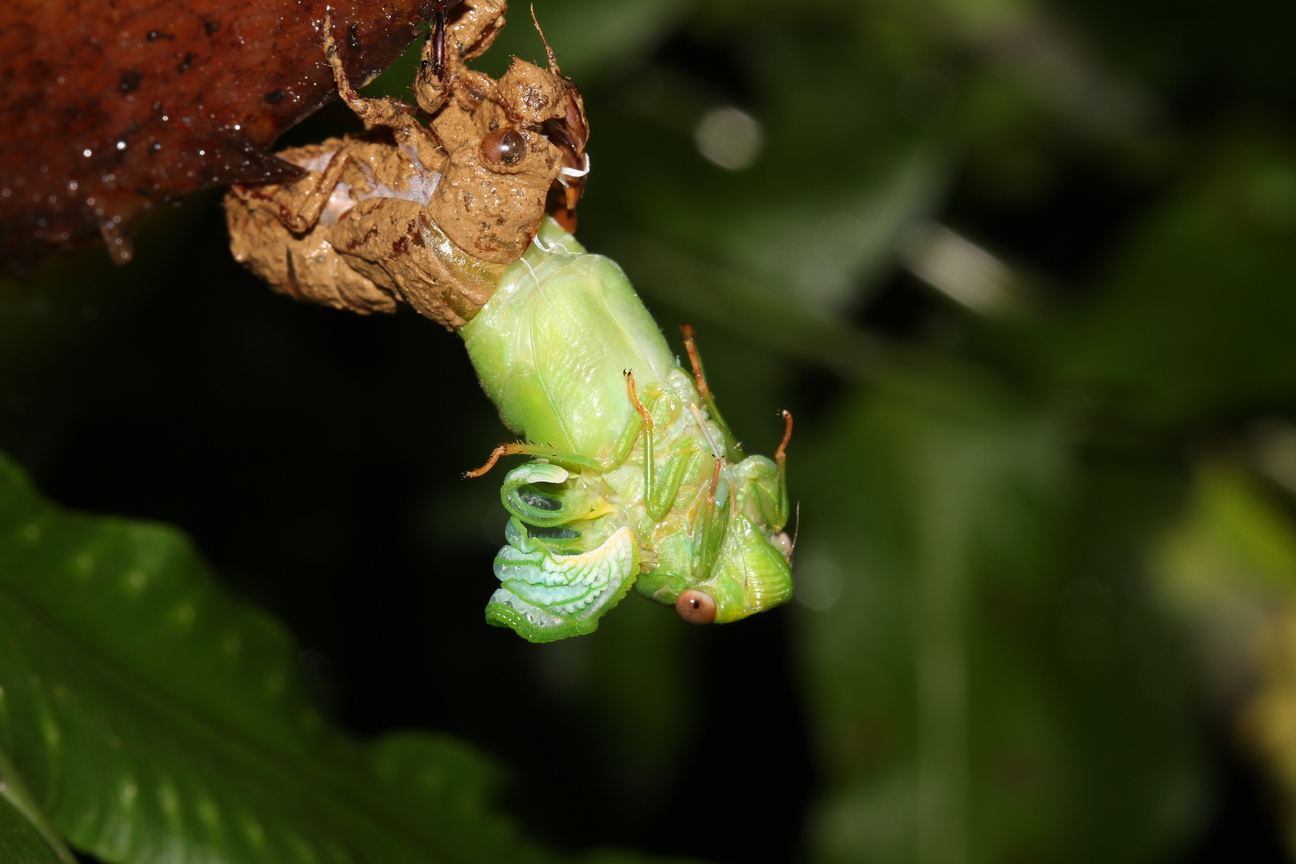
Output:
224,0,589,329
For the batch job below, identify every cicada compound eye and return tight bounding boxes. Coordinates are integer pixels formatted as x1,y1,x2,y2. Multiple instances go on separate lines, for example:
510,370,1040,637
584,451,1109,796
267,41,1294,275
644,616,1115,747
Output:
480,127,527,167
676,590,717,625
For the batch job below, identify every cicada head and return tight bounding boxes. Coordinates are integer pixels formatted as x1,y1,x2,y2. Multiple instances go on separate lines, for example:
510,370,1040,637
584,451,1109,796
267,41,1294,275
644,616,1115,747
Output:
623,411,795,627
691,452,794,624
640,459,794,627
675,513,793,625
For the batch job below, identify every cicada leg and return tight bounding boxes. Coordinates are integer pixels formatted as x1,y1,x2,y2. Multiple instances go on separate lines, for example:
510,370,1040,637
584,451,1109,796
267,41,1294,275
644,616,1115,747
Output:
773,408,793,529
414,0,507,115
681,325,736,445
626,371,702,522
467,369,685,525
467,369,667,479
438,0,507,65
605,372,675,477
692,457,733,580
645,445,702,523
625,370,656,506
323,14,426,136
276,148,350,234
463,443,602,478
731,408,793,541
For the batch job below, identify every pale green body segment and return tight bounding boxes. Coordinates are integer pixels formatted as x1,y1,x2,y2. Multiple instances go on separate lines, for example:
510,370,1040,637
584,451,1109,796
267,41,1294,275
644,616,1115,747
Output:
460,219,792,642
461,228,675,457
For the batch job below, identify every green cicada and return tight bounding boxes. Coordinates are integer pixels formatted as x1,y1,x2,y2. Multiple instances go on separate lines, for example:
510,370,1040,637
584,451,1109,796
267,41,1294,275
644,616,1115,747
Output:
462,217,794,642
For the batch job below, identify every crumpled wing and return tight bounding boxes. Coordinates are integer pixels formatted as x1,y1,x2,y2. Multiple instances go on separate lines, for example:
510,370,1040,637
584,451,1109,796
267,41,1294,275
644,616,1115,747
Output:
486,523,639,642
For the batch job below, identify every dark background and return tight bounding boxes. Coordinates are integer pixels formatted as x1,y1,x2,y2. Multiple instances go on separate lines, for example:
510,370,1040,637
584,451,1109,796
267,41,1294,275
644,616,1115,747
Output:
5,0,1296,860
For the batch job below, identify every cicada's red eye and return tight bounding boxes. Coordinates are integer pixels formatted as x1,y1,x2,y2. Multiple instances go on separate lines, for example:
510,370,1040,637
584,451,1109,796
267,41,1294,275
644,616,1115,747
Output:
480,127,527,167
676,590,717,624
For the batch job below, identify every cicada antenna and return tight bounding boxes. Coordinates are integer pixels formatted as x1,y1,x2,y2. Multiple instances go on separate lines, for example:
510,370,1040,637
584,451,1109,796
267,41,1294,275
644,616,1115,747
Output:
530,4,562,74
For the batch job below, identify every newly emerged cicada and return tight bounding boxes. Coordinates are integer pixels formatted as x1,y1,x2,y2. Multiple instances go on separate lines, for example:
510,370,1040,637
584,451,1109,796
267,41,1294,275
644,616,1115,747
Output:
224,0,794,642
462,218,794,642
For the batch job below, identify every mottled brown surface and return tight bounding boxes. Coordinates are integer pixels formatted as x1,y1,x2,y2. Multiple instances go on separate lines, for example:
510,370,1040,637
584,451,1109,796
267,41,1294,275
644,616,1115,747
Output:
0,0,457,273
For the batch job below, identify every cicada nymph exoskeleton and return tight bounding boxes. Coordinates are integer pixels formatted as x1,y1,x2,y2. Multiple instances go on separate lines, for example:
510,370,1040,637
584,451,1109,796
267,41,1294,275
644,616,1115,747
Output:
224,0,589,329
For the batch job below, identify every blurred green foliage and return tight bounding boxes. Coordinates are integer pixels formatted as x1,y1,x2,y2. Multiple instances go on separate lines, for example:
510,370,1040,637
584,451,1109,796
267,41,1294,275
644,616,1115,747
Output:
3,0,1296,861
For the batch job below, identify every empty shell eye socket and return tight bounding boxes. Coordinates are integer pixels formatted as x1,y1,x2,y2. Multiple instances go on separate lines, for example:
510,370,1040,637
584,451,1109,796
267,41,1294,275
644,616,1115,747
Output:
676,590,717,625
480,127,526,166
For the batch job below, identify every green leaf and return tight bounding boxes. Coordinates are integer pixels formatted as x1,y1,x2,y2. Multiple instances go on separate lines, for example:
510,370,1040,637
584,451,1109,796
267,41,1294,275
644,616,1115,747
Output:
794,368,1205,864
1155,459,1296,612
0,791,69,864
581,10,951,371
1151,458,1296,858
0,450,552,864
365,0,694,97
1050,141,1296,425
0,743,76,864
484,0,696,82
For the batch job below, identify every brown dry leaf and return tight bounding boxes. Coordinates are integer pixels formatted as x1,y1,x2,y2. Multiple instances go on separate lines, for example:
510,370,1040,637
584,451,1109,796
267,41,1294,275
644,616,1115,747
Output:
0,0,456,273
